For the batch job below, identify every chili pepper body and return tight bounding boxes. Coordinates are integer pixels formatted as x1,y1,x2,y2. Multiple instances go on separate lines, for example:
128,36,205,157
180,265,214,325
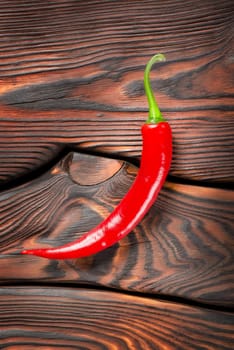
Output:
22,121,172,259
21,53,172,259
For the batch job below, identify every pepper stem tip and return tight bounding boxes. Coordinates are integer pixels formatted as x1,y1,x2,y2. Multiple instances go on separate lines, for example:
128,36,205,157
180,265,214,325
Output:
144,53,166,124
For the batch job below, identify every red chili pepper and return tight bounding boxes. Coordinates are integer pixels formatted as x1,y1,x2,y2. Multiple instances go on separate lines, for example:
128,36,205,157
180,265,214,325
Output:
21,53,172,259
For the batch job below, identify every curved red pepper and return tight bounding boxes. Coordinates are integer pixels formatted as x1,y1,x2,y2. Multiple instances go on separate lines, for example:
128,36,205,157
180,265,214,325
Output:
21,53,172,259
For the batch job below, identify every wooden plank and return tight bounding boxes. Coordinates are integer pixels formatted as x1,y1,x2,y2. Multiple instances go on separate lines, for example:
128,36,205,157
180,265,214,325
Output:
0,152,233,306
0,0,233,183
0,287,233,349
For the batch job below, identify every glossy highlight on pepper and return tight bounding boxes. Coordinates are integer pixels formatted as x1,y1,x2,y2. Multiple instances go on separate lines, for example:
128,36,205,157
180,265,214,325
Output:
21,53,172,259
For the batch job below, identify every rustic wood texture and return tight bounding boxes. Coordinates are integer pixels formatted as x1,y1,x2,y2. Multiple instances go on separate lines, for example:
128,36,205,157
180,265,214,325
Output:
1,1,234,347
0,0,233,184
0,152,233,306
0,287,233,350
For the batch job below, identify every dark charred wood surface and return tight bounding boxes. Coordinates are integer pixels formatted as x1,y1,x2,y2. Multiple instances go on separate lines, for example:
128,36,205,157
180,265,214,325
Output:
1,0,234,348
0,153,233,307
0,0,233,184
0,287,234,350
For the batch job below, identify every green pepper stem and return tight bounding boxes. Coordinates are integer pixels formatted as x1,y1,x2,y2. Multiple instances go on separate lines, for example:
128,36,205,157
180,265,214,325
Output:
144,53,166,123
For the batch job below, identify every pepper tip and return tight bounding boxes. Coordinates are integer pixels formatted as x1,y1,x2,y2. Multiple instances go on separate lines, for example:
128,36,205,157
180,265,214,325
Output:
21,249,32,255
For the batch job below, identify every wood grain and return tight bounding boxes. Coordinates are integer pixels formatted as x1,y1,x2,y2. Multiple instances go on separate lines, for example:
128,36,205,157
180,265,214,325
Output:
0,0,233,183
0,152,233,306
1,2,233,346
0,287,233,350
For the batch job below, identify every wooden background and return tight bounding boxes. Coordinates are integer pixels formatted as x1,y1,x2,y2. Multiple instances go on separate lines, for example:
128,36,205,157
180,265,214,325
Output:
0,0,233,349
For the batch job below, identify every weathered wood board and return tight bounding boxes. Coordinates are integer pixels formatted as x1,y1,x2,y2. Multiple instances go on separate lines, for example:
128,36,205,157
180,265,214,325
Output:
0,153,233,306
0,0,233,348
0,0,233,184
1,287,233,350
